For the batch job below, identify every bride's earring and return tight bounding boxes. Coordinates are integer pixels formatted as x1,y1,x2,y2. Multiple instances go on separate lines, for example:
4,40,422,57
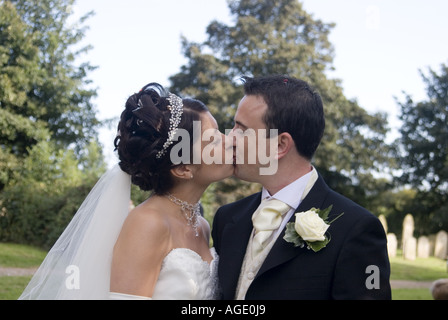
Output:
190,173,194,179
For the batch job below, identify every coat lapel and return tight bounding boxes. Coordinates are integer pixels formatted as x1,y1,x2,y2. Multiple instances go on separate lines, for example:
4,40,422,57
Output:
256,175,330,278
218,193,261,299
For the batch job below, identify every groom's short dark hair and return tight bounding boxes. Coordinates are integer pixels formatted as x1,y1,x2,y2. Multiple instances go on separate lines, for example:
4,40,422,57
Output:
242,75,325,160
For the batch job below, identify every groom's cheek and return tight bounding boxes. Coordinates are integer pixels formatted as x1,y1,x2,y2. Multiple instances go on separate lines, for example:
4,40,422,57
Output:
259,157,278,175
234,135,246,164
257,130,278,176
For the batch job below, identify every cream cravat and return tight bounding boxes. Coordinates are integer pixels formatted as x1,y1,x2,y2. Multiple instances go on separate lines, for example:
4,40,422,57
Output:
251,199,291,258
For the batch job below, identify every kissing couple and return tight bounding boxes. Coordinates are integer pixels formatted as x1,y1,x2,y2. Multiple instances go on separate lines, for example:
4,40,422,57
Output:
20,75,391,300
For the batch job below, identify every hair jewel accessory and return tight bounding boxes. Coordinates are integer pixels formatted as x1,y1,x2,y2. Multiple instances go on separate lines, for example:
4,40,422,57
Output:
155,93,183,159
283,78,289,84
132,99,144,113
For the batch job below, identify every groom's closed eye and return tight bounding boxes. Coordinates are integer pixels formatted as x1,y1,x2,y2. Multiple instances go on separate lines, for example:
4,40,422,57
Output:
233,120,248,131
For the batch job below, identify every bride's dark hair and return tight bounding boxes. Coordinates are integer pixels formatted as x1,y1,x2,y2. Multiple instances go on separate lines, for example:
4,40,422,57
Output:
114,83,208,194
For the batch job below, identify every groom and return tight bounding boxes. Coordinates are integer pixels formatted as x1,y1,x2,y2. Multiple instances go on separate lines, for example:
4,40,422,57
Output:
212,75,391,300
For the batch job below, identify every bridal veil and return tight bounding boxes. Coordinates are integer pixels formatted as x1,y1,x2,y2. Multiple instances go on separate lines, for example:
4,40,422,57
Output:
19,165,131,299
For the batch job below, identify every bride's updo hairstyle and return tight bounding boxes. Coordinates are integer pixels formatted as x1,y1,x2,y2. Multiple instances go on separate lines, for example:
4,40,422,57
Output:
114,83,208,194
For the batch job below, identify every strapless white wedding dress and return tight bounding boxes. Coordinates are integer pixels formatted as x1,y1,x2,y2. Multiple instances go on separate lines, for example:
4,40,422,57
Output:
153,247,219,299
111,247,219,300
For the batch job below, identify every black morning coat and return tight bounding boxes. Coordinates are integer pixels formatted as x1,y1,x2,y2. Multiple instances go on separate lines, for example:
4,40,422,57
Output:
212,173,392,300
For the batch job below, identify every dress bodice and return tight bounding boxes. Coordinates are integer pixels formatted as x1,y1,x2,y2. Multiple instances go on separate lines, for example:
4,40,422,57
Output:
151,247,219,300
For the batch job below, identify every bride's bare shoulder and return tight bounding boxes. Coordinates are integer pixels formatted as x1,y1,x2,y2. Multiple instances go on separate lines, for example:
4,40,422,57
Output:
111,199,172,295
116,200,171,248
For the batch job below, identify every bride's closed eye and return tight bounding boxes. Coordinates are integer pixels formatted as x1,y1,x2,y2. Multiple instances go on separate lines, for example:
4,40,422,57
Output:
209,129,222,146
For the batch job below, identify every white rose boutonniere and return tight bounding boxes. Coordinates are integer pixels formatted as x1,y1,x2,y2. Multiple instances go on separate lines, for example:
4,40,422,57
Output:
283,205,344,252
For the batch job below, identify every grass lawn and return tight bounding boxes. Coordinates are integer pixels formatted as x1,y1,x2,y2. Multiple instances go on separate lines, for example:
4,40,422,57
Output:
0,243,47,268
390,254,447,281
389,253,447,300
0,276,33,300
0,242,447,300
0,243,47,300
392,288,433,300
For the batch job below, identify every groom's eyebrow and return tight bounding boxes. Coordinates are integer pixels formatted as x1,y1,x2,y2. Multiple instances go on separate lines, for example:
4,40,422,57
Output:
234,120,248,130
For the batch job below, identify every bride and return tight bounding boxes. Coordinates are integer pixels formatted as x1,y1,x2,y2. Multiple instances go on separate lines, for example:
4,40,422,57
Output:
19,83,234,300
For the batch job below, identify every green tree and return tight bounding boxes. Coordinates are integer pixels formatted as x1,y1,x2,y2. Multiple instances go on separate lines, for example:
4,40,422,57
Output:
0,0,101,189
170,0,395,210
396,63,448,233
0,0,107,247
0,1,48,188
1,0,99,154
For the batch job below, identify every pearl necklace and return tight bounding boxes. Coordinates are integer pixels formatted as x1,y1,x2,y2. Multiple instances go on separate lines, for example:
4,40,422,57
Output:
166,193,201,237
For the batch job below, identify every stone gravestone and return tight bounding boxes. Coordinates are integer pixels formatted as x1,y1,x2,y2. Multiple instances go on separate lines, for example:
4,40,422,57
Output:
434,230,448,260
417,236,430,258
402,214,416,260
404,237,417,260
387,233,397,258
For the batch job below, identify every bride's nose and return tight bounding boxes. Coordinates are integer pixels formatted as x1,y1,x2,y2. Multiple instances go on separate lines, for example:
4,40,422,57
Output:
223,133,234,150
226,129,237,147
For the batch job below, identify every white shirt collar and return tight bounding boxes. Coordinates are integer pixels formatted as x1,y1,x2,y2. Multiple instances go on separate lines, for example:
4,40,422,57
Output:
261,167,315,210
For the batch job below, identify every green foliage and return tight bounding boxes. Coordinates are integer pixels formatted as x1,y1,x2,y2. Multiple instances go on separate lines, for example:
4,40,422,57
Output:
397,64,448,192
170,0,396,209
0,0,49,176
0,140,106,249
0,0,99,162
396,63,448,233
0,0,106,248
6,0,100,152
0,1,40,110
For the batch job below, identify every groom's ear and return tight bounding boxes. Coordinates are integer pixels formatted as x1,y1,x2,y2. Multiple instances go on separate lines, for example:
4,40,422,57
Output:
170,164,194,180
276,132,294,160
